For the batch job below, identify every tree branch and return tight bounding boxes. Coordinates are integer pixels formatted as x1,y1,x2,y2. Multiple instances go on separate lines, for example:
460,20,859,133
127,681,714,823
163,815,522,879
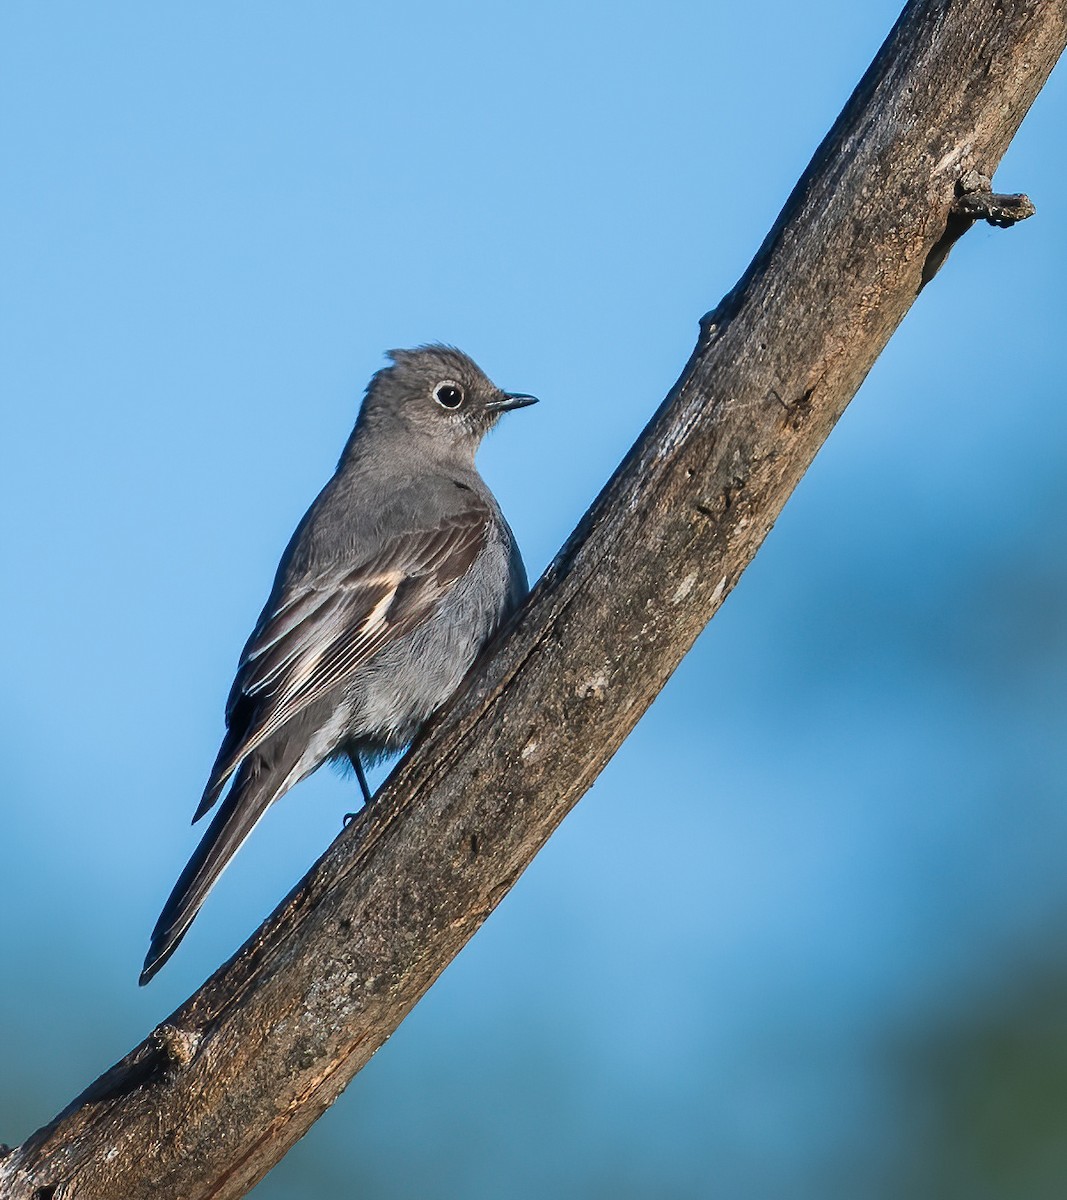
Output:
4,1,1065,1197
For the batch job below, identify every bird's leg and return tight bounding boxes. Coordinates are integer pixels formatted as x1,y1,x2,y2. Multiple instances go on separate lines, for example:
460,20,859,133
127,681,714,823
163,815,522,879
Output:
343,752,373,825
353,755,372,805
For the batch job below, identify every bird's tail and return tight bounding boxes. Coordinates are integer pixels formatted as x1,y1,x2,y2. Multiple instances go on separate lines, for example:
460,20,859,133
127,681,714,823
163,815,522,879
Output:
139,750,300,985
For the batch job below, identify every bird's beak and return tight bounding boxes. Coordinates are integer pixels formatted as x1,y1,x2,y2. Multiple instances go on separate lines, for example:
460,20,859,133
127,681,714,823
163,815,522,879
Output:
486,392,538,413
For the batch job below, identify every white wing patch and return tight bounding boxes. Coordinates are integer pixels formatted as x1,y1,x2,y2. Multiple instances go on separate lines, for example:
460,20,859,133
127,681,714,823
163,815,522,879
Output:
358,570,403,637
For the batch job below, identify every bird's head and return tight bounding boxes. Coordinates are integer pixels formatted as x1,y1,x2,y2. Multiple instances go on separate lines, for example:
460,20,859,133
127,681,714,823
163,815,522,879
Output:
356,345,537,463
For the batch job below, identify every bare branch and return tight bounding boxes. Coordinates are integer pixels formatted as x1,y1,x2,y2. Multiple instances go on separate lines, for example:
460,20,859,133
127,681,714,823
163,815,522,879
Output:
3,2,1065,1197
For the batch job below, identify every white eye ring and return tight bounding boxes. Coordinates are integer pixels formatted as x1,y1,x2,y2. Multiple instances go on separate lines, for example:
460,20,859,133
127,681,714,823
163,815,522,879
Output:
433,380,465,410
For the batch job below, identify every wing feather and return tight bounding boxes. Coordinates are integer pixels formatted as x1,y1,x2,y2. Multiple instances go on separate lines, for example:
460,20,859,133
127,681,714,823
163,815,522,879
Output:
197,500,491,818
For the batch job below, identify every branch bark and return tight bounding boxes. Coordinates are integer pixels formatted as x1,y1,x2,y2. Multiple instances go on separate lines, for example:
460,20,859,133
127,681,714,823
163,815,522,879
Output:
4,1,1065,1197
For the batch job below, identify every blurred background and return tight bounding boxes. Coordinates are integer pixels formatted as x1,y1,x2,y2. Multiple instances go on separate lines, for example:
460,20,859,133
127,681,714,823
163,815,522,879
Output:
2,2,1066,1197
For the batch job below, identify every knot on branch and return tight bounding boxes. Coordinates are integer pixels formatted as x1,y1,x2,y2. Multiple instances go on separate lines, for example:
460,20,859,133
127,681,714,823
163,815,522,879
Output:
952,169,1036,228
151,1022,202,1069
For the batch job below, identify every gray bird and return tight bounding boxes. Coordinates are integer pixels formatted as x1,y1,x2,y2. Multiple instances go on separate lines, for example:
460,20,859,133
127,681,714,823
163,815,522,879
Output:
140,346,536,985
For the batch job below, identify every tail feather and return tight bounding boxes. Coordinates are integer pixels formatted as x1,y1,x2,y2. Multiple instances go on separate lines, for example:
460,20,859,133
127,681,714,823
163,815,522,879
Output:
191,715,250,824
140,755,291,985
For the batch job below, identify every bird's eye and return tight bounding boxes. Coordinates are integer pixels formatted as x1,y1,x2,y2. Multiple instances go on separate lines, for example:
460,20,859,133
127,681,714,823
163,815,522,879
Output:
433,381,464,410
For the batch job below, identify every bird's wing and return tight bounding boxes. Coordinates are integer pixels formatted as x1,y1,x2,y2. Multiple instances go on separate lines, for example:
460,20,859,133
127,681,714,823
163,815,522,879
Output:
194,498,491,821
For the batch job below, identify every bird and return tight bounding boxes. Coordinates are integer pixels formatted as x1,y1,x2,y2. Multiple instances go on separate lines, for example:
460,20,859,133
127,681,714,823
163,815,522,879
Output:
140,345,537,985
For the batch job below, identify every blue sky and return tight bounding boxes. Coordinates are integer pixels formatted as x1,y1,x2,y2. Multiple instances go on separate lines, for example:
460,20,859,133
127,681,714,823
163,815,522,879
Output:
2,4,1066,1197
